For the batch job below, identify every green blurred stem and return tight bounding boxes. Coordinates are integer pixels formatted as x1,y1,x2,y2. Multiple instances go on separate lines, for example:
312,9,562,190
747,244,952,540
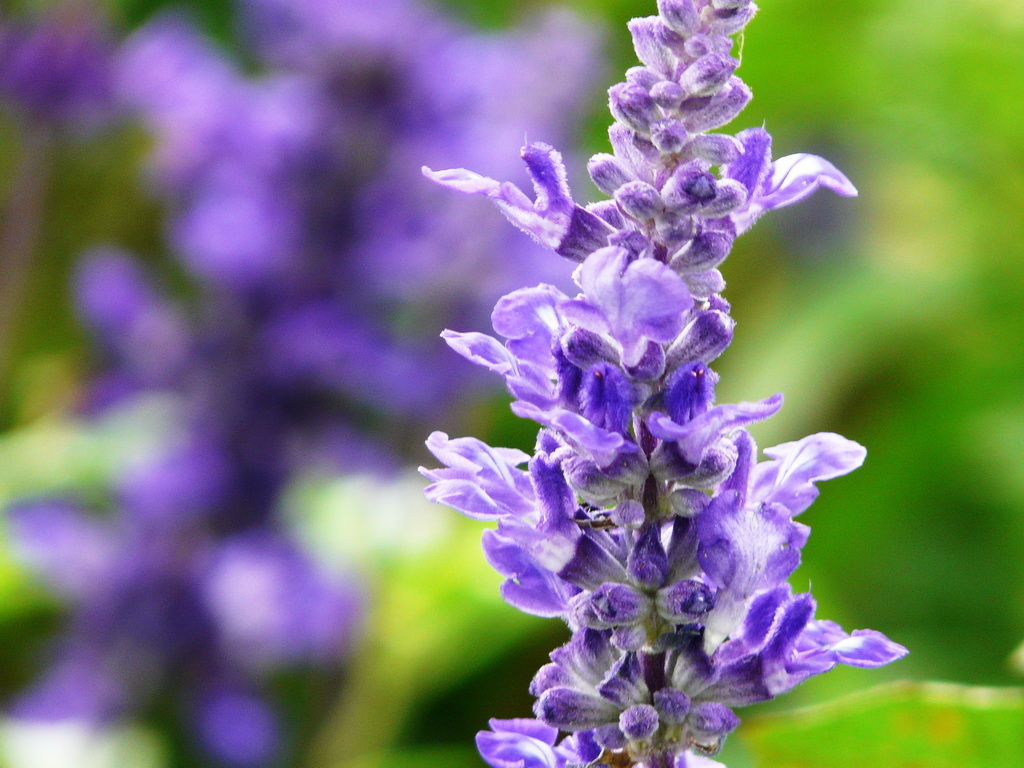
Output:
304,595,418,768
0,122,52,391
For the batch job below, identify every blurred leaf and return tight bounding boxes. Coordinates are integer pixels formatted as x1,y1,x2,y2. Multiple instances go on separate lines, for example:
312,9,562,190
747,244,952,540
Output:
0,397,177,507
0,719,166,768
346,745,479,768
304,496,543,766
741,682,1024,768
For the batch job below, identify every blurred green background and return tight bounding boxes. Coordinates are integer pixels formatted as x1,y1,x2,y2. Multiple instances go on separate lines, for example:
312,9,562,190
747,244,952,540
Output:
1,0,1023,766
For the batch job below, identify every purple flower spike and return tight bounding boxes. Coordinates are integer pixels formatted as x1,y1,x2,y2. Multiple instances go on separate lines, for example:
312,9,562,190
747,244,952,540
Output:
422,1,904,765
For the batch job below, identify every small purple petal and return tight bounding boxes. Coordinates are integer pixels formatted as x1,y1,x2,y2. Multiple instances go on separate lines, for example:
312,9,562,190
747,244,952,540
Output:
477,719,561,768
511,401,627,468
648,393,782,465
422,432,534,521
752,432,867,515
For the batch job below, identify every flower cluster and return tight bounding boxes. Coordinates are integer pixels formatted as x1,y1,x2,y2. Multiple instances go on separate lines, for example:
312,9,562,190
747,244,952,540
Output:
5,1,602,766
423,2,906,766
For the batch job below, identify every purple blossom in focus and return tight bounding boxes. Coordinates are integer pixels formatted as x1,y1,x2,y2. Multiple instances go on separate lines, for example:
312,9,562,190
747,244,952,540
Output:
5,1,604,766
423,1,905,766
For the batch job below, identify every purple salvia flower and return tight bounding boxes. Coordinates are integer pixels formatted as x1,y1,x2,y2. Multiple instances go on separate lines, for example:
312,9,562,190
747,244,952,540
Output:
424,2,905,766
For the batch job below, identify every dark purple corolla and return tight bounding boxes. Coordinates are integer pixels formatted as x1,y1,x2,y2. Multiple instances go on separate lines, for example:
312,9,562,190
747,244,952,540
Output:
423,1,905,766
5,0,602,766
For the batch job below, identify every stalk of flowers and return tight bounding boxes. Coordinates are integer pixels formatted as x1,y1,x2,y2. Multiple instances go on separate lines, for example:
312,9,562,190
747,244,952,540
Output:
4,1,602,766
422,2,907,767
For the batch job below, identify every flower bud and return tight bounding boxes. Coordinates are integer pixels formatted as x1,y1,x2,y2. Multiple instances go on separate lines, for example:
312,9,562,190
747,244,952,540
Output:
669,487,709,517
588,153,634,196
530,663,571,696
620,704,660,741
627,523,669,589
609,82,659,133
686,702,740,755
625,65,661,91
703,4,758,35
649,80,685,110
653,688,692,724
655,210,696,250
588,199,626,228
683,268,726,301
564,456,623,506
650,119,689,154
612,625,647,650
628,17,673,75
615,180,664,221
662,165,717,213
656,579,715,623
683,77,752,133
658,0,701,35
684,133,743,164
594,725,627,750
679,53,738,98
670,228,734,274
700,178,748,216
589,582,650,626
666,309,735,367
536,688,619,731
561,327,618,368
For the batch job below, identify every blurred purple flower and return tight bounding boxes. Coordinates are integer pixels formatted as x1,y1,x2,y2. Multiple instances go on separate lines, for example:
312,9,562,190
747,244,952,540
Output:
5,1,603,765
0,4,113,127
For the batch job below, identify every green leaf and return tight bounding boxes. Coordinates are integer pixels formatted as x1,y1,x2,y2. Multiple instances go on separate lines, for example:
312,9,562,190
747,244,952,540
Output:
740,682,1024,768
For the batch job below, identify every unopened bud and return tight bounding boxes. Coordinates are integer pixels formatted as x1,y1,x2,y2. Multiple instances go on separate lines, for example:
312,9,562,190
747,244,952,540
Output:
658,0,700,35
620,704,660,741
588,153,634,196
703,3,758,35
650,80,685,111
683,77,752,133
666,310,735,367
684,133,743,164
609,82,659,133
651,119,689,154
615,180,664,221
679,53,738,98
656,579,715,623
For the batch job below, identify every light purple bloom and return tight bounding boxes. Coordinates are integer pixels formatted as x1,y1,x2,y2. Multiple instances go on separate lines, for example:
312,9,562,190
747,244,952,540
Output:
424,1,904,765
